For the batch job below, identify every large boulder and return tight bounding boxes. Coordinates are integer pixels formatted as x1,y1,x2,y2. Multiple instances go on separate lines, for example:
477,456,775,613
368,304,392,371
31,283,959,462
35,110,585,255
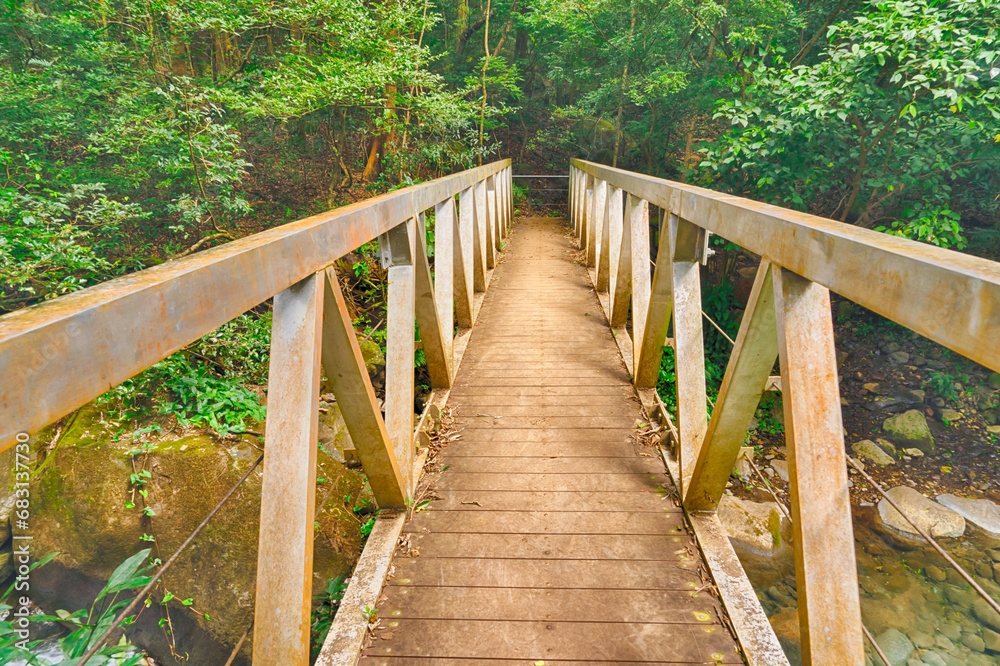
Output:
882,410,935,453
935,494,1000,536
717,496,791,556
877,486,965,538
28,401,371,665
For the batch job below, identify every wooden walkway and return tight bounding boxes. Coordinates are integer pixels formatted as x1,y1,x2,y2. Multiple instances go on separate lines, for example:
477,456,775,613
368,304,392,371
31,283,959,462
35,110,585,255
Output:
360,217,742,665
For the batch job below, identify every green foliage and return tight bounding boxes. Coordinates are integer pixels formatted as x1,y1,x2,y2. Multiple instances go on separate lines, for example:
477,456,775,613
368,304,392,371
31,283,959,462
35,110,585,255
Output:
701,0,1000,244
310,576,349,660
157,358,266,435
0,550,150,665
929,370,959,402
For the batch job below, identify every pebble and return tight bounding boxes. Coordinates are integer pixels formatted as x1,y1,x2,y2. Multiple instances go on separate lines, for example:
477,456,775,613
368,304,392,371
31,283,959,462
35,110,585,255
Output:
926,565,947,582
904,448,925,457
935,634,956,651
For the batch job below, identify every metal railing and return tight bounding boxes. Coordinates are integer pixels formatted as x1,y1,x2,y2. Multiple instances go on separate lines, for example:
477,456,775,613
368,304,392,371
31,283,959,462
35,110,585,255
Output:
0,159,513,664
568,158,1000,665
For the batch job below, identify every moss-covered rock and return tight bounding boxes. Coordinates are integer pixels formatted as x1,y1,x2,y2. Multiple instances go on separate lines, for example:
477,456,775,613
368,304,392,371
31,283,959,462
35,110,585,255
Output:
359,340,385,375
29,401,369,664
882,409,935,453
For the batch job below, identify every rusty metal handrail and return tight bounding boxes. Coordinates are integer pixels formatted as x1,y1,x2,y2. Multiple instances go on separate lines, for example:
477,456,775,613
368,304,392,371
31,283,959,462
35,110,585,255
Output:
568,158,1000,665
0,160,511,451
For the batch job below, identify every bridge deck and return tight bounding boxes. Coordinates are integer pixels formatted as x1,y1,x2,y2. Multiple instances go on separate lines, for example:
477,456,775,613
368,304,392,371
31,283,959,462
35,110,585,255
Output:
360,217,742,664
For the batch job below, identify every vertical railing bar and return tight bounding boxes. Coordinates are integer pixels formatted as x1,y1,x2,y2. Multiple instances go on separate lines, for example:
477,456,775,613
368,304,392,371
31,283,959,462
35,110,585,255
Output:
253,270,324,665
414,211,453,388
772,265,864,665
485,175,497,269
384,219,417,494
588,179,606,268
611,191,631,328
629,195,651,374
473,179,488,292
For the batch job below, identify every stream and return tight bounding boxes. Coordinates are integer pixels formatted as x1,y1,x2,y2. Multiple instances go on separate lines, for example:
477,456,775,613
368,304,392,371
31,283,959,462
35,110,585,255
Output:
738,507,1000,665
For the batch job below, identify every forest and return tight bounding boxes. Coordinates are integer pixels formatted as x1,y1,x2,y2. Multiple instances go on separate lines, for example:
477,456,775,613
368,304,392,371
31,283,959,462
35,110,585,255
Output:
1,0,999,662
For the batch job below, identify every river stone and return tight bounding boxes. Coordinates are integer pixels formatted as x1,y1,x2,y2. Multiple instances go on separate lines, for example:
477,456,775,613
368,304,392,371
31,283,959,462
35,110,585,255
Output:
769,607,801,664
888,351,910,365
939,623,961,641
920,653,947,666
983,627,1000,652
875,628,915,665
868,390,924,413
852,440,896,466
0,514,8,546
909,631,935,649
883,410,935,453
935,494,1000,536
717,495,790,556
989,373,1000,390
771,459,789,483
974,598,1000,633
926,565,947,582
877,486,965,538
939,408,963,423
964,632,986,652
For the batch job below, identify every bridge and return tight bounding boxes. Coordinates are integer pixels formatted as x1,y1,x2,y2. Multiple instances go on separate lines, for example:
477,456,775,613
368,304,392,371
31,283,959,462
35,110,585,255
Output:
2,158,999,665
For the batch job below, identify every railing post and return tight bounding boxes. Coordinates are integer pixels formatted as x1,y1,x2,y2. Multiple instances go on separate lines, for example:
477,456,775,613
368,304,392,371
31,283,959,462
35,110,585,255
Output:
598,185,622,293
588,178,606,268
383,219,417,492
485,175,497,268
685,261,778,510
415,211,453,388
669,214,709,495
628,195,650,373
610,191,631,328
772,266,864,665
582,175,594,250
455,193,474,327
635,209,671,388
473,179,488,291
253,271,324,665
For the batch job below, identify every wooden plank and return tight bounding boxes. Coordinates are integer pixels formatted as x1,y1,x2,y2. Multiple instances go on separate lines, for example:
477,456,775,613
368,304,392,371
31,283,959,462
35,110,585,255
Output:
253,272,323,665
434,472,667,492
772,265,864,665
430,490,678,513
451,377,631,387
448,386,633,397
439,456,661,474
441,441,653,458
456,189,475,327
362,619,741,663
320,269,407,508
686,261,777,510
454,417,638,431
444,428,637,443
451,404,639,417
404,510,683,534
406,532,695,560
384,220,417,492
387,557,702,590
378,587,719,623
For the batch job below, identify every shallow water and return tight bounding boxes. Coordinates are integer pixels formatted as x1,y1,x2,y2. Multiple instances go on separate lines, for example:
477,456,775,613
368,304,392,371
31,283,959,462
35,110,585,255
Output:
738,506,1000,665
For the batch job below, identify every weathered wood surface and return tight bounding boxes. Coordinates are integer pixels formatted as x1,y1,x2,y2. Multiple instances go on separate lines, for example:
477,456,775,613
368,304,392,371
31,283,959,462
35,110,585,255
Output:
360,217,741,665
